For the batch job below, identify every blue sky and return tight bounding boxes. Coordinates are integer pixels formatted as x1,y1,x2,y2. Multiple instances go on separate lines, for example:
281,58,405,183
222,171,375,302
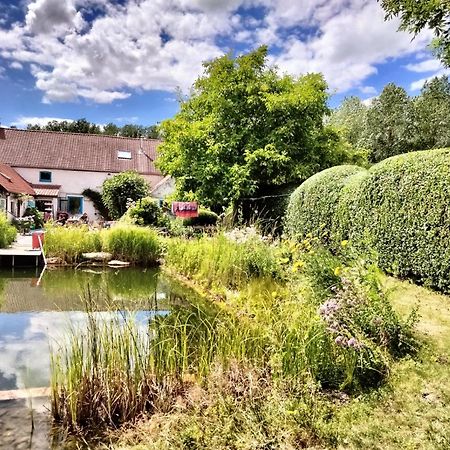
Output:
0,0,448,129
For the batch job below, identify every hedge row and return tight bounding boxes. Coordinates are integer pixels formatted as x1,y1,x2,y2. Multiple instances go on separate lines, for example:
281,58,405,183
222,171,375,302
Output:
285,148,450,292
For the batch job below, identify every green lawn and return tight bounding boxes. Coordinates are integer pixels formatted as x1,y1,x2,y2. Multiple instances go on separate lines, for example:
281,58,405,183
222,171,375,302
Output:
335,277,450,449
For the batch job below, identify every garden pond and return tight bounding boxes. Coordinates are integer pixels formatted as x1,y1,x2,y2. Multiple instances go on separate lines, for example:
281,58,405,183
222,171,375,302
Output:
0,267,190,449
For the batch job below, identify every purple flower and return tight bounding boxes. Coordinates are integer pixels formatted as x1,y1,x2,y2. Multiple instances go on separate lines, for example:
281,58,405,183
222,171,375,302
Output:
335,335,347,347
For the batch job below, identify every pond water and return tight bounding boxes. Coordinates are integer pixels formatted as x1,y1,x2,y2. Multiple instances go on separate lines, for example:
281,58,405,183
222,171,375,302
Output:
0,266,189,449
0,267,184,393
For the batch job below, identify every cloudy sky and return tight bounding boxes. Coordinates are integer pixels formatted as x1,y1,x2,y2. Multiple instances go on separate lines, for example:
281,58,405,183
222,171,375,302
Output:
0,0,448,128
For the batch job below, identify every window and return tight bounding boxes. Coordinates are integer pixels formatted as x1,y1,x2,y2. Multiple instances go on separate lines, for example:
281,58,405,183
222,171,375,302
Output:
68,196,83,215
118,150,132,159
39,171,52,183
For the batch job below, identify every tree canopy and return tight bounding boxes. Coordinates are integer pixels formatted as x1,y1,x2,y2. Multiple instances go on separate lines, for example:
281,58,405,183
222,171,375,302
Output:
27,119,160,138
102,171,150,219
330,75,450,162
157,46,353,210
379,0,450,66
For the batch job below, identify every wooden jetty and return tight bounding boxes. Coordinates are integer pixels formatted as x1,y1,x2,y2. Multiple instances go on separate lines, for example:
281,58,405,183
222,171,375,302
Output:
0,235,44,267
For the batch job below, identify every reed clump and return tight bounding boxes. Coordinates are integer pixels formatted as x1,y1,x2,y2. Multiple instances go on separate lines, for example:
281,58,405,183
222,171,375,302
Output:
44,224,161,265
44,225,102,264
165,233,280,289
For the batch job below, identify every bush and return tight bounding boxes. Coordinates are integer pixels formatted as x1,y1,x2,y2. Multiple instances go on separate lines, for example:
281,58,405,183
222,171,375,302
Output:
126,197,168,227
183,208,219,227
102,225,161,265
285,165,364,243
0,214,16,248
102,171,150,219
23,206,44,229
286,148,450,292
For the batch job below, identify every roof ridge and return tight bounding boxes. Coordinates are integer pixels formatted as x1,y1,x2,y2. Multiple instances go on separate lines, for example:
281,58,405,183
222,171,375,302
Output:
3,127,161,142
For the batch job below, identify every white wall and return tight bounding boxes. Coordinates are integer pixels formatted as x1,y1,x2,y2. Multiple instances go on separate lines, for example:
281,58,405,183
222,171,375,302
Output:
14,167,163,219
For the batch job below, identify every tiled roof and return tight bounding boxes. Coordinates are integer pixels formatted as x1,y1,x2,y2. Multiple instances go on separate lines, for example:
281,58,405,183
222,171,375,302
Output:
0,163,35,195
30,183,61,197
0,128,162,175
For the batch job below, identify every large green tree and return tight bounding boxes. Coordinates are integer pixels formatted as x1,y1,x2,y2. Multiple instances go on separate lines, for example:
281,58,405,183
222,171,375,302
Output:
379,0,450,66
364,83,414,162
412,75,450,149
157,46,350,210
329,96,368,149
102,171,150,219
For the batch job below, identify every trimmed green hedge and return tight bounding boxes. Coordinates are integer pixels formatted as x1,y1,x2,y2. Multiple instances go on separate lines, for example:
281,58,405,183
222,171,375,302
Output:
183,209,219,227
284,165,364,243
285,148,450,292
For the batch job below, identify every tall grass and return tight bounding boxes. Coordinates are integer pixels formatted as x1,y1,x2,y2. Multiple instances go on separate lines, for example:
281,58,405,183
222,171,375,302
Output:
44,224,161,266
165,234,280,289
51,290,267,431
44,225,102,264
0,213,16,248
50,236,417,441
102,225,161,265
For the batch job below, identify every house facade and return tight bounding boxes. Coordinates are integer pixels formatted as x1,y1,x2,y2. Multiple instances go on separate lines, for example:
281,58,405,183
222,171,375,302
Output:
0,127,168,220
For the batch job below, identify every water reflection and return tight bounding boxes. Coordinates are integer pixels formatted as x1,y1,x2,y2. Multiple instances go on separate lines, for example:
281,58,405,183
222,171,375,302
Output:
0,267,180,391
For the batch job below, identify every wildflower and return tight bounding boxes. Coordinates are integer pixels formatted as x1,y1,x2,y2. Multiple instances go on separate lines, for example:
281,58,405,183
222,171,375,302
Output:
279,257,290,264
341,240,349,247
271,291,278,298
335,335,347,347
319,299,340,318
347,337,363,349
334,266,342,276
292,260,304,272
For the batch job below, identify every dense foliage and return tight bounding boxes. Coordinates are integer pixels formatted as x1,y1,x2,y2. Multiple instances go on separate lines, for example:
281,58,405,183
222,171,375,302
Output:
26,118,159,138
286,148,450,291
157,46,355,210
379,0,450,66
285,165,364,243
126,197,168,227
183,208,219,226
0,214,16,248
330,76,450,162
102,171,150,219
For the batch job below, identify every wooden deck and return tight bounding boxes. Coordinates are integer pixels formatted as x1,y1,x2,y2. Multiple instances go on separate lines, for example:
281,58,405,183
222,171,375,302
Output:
0,235,43,266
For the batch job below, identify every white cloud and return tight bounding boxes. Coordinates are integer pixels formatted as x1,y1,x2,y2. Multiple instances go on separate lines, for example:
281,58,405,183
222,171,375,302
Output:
359,85,377,95
362,96,377,106
11,116,74,128
9,61,23,70
410,69,450,91
405,59,443,73
272,1,432,92
0,0,439,103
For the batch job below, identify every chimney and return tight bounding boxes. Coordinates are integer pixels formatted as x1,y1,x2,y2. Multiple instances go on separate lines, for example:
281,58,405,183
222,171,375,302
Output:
0,128,5,140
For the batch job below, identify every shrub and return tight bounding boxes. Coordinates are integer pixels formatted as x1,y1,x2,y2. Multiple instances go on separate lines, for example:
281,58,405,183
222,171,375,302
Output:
102,225,161,265
0,214,16,248
286,148,450,292
285,165,364,243
23,206,44,229
126,197,168,227
102,171,150,219
183,208,219,227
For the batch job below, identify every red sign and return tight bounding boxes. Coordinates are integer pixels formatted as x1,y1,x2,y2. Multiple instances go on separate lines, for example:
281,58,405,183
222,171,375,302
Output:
171,201,198,218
